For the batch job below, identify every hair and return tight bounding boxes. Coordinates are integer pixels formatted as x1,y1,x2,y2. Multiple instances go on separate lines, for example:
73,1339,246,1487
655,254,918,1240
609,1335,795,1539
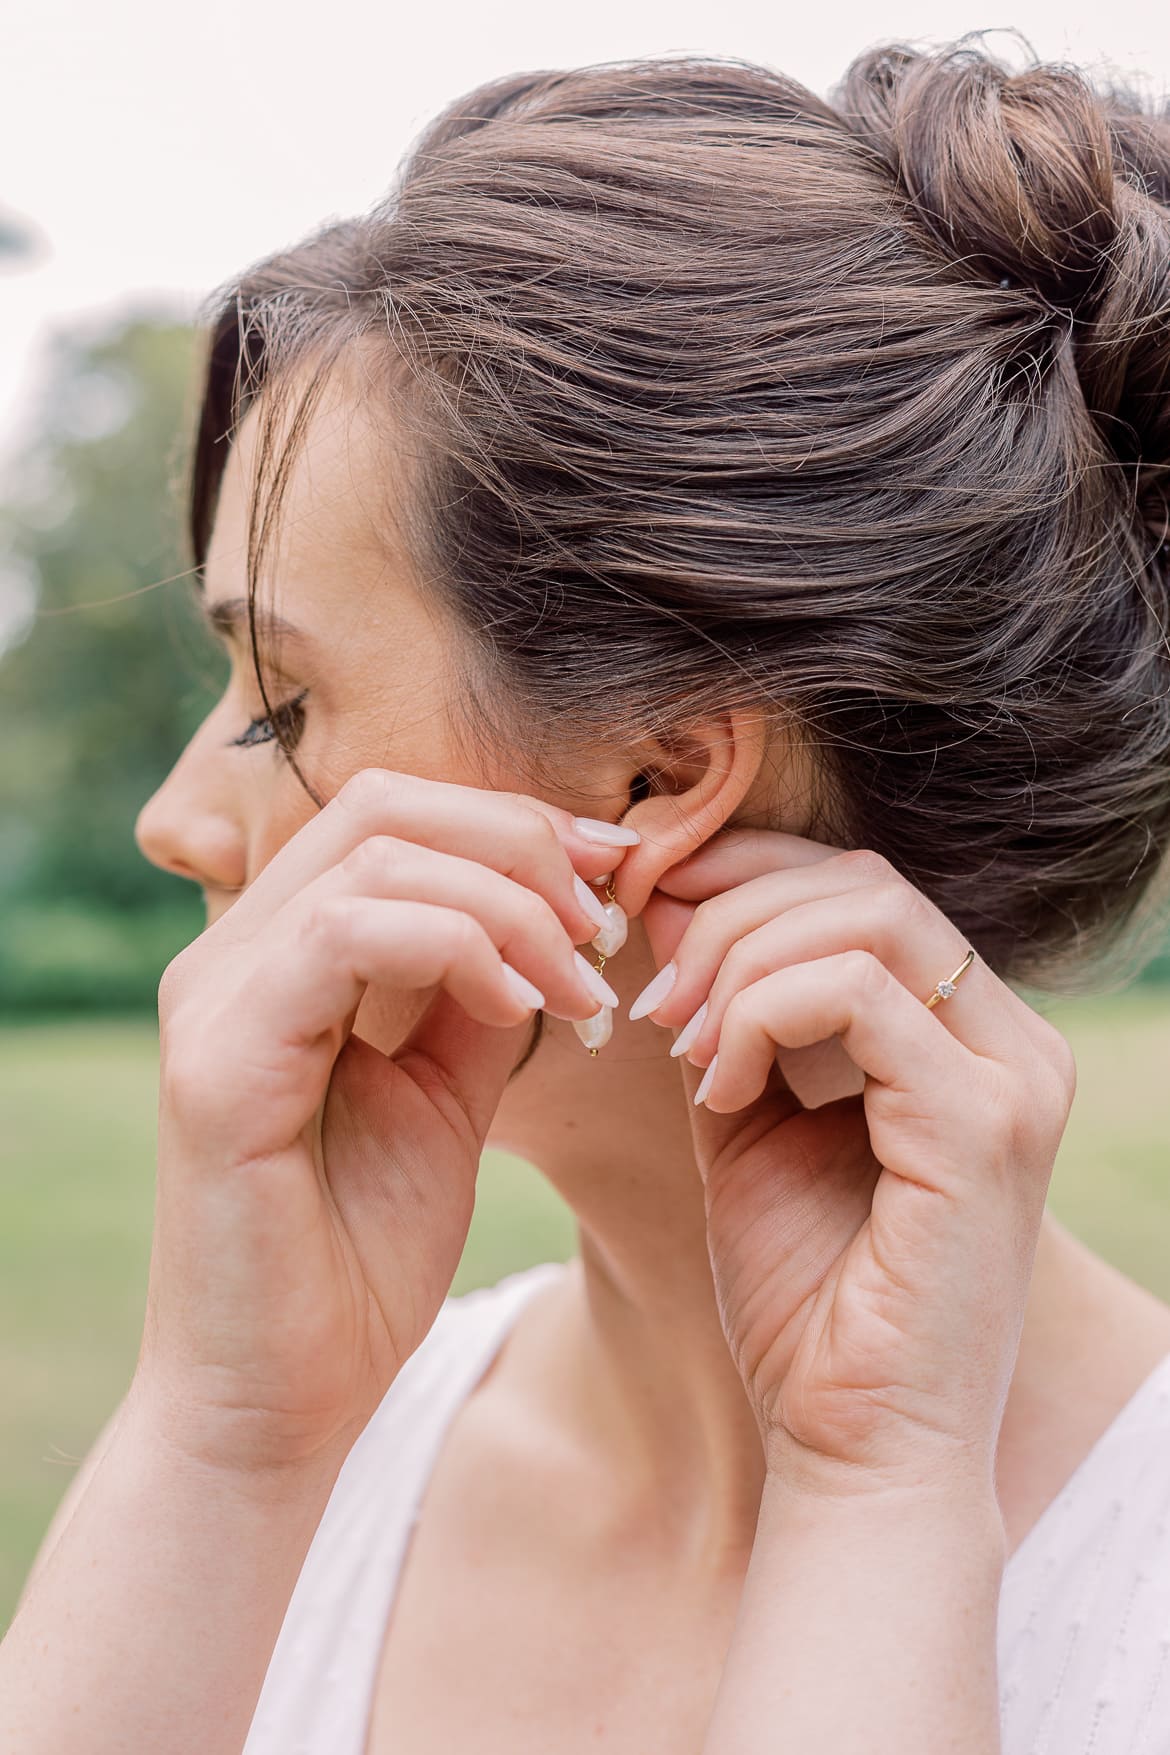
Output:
188,33,1170,994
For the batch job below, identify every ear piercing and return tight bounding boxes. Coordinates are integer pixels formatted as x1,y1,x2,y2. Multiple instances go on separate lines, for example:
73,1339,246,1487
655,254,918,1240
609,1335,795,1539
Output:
573,875,627,1055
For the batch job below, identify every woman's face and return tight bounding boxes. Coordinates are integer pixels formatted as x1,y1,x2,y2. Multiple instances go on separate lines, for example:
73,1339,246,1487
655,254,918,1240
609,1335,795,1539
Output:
136,364,607,1076
134,359,839,1158
136,367,525,931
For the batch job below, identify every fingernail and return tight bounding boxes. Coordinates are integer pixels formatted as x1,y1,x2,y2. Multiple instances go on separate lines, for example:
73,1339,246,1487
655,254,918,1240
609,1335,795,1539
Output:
693,1054,719,1106
573,950,620,1009
573,875,610,932
572,1007,613,1052
572,817,640,847
500,962,545,1012
628,961,677,1020
590,871,613,887
591,900,628,959
670,1001,707,1058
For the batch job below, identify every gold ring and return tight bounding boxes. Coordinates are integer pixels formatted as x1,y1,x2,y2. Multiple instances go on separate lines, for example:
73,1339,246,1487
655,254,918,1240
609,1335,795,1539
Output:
924,947,976,1009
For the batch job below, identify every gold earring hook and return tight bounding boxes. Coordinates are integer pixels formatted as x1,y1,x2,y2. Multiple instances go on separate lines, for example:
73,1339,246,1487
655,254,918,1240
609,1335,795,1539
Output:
587,874,619,1058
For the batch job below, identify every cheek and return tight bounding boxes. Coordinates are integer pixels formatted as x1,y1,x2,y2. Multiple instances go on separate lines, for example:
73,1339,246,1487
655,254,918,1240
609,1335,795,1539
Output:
317,692,497,800
245,763,324,877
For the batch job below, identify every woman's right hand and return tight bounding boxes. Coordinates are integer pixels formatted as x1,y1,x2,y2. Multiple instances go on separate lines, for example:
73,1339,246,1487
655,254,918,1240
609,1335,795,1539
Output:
129,767,629,1482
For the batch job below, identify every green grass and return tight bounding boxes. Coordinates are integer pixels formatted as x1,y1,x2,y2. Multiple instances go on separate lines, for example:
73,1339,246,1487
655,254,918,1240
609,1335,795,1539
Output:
1,994,1167,1631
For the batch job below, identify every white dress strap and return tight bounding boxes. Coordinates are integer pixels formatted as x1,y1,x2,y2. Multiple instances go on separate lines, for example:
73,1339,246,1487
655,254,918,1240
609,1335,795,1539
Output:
998,1350,1170,1754
242,1260,568,1755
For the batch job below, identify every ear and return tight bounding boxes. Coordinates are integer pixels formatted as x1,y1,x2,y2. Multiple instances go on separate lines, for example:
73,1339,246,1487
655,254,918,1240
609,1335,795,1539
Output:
612,707,770,918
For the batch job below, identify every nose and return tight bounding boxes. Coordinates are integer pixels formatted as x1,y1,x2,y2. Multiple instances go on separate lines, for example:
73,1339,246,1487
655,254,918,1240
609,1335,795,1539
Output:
134,715,247,894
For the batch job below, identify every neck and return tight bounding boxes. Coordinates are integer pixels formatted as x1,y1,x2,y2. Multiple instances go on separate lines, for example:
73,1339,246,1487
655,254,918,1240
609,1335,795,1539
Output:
489,926,774,1568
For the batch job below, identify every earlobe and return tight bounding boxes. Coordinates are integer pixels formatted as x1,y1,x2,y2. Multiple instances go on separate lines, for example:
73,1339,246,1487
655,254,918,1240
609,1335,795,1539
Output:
611,708,770,919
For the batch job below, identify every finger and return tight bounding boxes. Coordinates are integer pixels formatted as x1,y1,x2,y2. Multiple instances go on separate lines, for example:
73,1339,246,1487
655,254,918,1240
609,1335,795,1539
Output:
180,898,545,1167
640,889,697,970
675,887,1006,1067
656,826,845,902
698,952,980,1174
394,987,535,1144
216,768,635,948
634,850,926,1029
262,896,545,1047
301,835,614,1022
641,887,806,1110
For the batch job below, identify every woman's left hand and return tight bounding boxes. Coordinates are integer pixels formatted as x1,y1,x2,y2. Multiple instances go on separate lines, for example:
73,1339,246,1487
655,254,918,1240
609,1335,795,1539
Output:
639,829,1078,1497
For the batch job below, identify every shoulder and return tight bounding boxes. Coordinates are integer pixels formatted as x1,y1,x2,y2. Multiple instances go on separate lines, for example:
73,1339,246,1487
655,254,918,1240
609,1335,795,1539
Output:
365,1259,571,1434
429,1258,570,1353
443,1258,571,1324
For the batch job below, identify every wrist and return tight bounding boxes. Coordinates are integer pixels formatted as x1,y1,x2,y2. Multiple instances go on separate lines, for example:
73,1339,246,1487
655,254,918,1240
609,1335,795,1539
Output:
120,1375,357,1509
765,1421,998,1498
709,1436,1006,1755
762,1432,1006,1547
755,1465,1008,1620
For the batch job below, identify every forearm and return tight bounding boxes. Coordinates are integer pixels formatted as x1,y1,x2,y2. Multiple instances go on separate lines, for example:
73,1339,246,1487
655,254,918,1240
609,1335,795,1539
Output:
0,1393,348,1755
703,1463,1007,1755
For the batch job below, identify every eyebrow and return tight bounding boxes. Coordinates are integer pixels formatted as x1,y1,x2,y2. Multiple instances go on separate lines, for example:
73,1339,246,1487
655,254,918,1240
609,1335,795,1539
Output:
195,592,312,650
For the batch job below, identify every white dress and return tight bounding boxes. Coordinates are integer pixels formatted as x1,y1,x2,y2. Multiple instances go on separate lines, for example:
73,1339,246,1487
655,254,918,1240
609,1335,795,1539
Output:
242,1259,1170,1755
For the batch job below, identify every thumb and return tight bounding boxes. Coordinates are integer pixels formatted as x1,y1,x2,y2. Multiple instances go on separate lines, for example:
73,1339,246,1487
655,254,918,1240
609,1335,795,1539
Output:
398,989,535,1144
640,888,695,968
642,889,813,1175
640,890,743,1165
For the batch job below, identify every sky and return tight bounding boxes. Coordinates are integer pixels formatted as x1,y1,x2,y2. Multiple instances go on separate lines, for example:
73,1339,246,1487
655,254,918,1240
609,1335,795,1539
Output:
3,0,1169,487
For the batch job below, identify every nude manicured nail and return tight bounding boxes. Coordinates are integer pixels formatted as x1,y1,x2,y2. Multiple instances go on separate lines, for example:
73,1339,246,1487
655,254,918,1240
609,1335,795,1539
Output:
573,875,610,932
670,1002,707,1058
573,950,620,1009
628,961,677,1020
500,962,545,1012
572,817,640,847
693,1055,719,1106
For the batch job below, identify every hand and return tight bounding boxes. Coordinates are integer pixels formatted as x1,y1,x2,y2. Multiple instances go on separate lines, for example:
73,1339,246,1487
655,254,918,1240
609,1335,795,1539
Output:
640,829,1077,1496
135,768,628,1479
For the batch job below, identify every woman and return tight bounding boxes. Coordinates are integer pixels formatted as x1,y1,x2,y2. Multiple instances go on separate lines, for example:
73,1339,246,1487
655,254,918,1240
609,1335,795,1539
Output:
5,37,1170,1755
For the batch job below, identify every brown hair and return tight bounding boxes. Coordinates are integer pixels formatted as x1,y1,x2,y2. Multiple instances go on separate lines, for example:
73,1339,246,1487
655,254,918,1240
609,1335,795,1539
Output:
189,36,1170,992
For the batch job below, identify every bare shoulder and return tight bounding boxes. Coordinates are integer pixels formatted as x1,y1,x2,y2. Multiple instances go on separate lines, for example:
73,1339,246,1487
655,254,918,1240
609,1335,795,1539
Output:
992,1216,1170,1556
1028,1213,1170,1421
1054,1215,1170,1352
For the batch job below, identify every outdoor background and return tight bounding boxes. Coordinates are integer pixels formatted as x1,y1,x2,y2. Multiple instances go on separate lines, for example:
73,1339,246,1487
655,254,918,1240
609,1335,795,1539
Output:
3,0,1170,1635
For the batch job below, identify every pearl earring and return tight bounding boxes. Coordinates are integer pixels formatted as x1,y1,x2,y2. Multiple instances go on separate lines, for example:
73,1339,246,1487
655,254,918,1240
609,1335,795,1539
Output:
573,874,627,1056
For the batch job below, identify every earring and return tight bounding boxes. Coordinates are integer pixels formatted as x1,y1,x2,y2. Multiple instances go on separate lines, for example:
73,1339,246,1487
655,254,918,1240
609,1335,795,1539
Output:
573,874,627,1056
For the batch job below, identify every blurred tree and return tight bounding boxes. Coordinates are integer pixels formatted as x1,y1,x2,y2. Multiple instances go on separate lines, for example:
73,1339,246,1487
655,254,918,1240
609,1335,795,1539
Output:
0,314,222,1011
0,203,38,263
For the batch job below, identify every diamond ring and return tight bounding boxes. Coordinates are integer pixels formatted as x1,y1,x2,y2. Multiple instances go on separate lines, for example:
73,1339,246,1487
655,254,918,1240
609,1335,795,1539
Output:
924,947,976,1009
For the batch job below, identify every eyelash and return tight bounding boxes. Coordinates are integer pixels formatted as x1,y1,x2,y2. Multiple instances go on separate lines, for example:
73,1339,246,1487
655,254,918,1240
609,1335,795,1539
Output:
230,689,310,750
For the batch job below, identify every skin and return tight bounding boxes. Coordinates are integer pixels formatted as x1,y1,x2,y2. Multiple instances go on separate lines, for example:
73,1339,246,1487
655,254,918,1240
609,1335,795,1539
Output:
125,357,1170,1744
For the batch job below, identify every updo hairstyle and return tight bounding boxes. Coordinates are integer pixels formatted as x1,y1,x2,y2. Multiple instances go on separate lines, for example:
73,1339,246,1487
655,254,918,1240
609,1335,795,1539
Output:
189,38,1170,991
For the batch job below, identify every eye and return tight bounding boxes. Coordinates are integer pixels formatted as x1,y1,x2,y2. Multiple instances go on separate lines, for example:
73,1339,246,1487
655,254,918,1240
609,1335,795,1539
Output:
230,689,309,750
